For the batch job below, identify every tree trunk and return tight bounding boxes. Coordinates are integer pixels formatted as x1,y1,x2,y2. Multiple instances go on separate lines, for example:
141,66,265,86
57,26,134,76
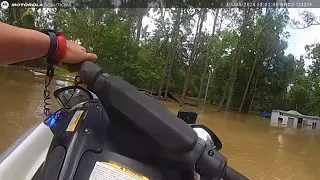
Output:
220,44,238,111
125,9,134,54
180,9,207,106
249,73,260,113
218,41,240,111
218,90,227,111
217,10,224,33
239,19,268,113
154,9,168,57
157,8,181,98
164,9,182,99
196,9,220,106
204,70,212,105
157,51,169,98
225,48,240,111
136,8,146,43
225,9,251,111
238,52,258,113
164,48,177,99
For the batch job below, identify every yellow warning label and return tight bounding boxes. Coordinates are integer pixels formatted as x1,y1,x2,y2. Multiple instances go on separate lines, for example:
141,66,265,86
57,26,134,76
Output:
105,162,149,180
89,161,149,180
66,110,84,132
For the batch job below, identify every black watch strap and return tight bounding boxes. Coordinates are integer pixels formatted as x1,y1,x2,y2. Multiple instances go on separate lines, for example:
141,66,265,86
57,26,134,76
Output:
42,29,58,63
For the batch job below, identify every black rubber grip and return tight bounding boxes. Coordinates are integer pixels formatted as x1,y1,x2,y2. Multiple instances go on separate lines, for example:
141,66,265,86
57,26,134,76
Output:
223,166,249,180
78,61,103,89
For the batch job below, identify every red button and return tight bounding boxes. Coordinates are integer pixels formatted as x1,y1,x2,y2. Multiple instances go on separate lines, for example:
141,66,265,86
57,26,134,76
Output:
75,76,82,83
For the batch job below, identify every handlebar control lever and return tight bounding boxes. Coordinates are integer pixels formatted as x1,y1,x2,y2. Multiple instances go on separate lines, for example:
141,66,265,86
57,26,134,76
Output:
195,144,227,180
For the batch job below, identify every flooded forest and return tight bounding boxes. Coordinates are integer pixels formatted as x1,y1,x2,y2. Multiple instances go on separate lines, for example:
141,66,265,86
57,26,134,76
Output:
1,2,320,115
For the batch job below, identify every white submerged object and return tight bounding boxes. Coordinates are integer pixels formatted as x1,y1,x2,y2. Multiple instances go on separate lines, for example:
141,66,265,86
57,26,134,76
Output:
0,123,53,180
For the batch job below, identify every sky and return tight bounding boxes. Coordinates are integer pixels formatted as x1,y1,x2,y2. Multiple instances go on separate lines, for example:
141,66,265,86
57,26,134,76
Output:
142,8,320,68
285,8,320,67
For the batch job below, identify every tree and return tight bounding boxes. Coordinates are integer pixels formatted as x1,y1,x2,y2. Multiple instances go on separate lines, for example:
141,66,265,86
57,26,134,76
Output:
157,8,182,99
3,7,316,115
180,8,207,105
196,8,220,106
224,8,253,111
291,10,320,29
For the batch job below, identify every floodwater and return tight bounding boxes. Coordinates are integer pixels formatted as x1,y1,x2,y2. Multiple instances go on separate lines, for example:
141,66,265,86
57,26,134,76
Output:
1,67,320,180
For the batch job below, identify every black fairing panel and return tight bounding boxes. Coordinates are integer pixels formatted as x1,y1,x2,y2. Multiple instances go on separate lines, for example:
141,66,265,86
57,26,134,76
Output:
42,146,66,180
40,100,111,180
39,100,175,180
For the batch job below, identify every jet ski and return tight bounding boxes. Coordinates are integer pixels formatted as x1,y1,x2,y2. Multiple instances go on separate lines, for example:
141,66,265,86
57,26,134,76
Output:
0,61,249,180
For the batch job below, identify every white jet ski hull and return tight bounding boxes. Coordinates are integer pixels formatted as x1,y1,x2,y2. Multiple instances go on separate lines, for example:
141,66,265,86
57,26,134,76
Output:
0,123,53,180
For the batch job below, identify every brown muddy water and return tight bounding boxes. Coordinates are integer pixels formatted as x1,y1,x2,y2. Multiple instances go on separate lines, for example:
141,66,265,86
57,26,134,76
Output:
1,67,320,180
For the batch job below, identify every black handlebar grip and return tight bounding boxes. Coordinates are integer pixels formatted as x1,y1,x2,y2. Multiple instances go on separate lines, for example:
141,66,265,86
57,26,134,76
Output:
78,61,103,89
78,61,199,153
223,166,249,180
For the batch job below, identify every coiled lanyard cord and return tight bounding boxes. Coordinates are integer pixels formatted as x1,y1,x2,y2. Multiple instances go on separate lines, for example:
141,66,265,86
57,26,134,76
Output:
43,63,54,117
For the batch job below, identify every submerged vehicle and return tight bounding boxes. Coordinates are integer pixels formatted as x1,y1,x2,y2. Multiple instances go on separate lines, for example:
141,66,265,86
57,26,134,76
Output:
0,61,248,180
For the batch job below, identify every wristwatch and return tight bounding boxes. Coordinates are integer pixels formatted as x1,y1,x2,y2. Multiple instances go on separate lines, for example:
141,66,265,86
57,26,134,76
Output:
42,28,67,64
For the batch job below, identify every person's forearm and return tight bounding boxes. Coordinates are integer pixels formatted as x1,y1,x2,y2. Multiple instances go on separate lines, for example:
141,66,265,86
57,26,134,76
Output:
0,22,50,65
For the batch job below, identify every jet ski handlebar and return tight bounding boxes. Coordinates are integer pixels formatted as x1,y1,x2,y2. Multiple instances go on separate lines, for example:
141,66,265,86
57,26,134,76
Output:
77,61,248,180
223,166,248,180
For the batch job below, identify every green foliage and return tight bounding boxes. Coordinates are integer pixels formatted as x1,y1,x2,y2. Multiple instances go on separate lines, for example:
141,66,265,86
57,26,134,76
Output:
3,7,320,115
21,9,35,28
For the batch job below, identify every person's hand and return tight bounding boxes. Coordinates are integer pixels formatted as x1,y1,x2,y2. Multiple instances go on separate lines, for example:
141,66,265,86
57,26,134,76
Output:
59,40,97,72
